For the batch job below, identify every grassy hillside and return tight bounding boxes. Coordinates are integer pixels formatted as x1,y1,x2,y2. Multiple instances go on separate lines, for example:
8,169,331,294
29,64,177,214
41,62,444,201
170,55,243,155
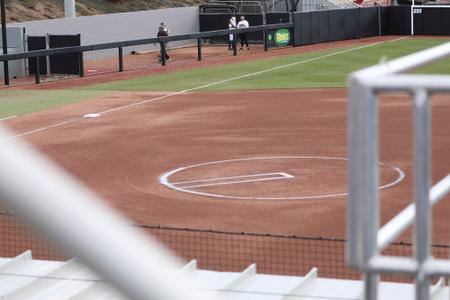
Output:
6,0,207,22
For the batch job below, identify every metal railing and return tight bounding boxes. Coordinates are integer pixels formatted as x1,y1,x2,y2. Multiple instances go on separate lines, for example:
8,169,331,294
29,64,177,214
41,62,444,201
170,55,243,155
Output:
347,42,450,299
0,125,217,300
0,22,293,85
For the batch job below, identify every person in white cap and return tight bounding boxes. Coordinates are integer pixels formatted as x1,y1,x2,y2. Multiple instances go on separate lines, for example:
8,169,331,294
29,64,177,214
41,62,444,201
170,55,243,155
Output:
228,16,237,51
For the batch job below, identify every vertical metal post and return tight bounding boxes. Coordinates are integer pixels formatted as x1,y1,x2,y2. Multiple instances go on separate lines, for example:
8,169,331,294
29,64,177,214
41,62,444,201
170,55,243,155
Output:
347,83,380,272
64,0,76,18
413,89,431,300
378,6,382,36
348,81,380,299
364,273,380,300
264,29,268,51
78,51,84,77
197,38,202,61
362,90,380,300
160,41,167,66
232,34,237,56
35,56,40,84
1,0,9,86
118,47,123,72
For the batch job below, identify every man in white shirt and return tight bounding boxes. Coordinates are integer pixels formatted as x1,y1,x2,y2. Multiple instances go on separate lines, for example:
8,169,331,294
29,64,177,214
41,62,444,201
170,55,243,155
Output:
237,15,250,51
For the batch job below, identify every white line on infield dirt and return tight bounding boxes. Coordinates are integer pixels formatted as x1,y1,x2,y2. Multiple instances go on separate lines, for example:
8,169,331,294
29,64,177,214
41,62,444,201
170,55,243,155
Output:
0,115,17,121
172,172,293,185
173,172,294,189
160,156,406,200
1,36,409,142
1,121,70,142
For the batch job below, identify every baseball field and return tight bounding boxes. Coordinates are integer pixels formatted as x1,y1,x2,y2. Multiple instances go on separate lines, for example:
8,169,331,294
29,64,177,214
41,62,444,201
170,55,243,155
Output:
0,35,449,277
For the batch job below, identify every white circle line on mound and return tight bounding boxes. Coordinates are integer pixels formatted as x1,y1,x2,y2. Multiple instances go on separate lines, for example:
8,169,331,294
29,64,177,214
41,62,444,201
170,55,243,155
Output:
159,156,406,201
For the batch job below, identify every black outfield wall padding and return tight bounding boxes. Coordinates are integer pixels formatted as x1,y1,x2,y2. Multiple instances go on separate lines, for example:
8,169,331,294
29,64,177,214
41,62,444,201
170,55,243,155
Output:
27,36,47,75
310,11,321,44
49,34,82,75
413,7,450,35
383,6,411,35
293,7,380,47
329,9,348,41
318,11,331,43
443,9,450,35
266,12,291,24
345,9,358,40
359,7,380,38
293,6,449,49
384,6,450,35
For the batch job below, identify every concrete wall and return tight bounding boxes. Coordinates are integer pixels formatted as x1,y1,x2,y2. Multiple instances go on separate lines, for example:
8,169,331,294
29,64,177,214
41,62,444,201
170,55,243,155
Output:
11,6,199,53
0,27,26,79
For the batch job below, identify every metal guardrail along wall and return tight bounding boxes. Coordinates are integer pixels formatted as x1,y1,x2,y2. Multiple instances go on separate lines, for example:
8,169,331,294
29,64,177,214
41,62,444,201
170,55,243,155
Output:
0,22,294,84
347,42,450,300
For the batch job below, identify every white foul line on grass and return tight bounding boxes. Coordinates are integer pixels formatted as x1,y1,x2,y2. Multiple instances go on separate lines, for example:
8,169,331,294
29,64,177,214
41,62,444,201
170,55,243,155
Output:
1,36,409,142
173,172,294,189
95,37,409,116
0,115,17,121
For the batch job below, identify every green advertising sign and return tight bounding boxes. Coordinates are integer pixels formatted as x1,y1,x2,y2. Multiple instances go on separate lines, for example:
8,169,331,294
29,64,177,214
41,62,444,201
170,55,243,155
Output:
274,29,291,46
267,28,291,48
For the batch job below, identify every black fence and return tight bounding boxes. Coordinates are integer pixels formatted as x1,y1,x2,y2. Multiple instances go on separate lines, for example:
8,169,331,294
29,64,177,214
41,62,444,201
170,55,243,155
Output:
382,5,450,35
1,6,449,86
27,36,47,76
382,6,411,35
48,34,82,75
0,22,293,86
1,211,450,282
293,7,381,46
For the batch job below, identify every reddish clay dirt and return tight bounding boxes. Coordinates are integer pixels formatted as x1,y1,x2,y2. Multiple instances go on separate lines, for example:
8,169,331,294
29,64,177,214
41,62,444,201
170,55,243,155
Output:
6,35,406,90
2,88,449,245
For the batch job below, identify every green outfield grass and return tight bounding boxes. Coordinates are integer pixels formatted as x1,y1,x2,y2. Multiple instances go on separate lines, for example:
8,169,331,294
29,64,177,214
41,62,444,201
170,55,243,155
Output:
0,37,449,117
83,37,450,92
0,90,105,118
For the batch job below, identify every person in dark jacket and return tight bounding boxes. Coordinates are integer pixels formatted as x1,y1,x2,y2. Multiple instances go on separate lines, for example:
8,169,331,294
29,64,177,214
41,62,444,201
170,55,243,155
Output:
157,22,170,62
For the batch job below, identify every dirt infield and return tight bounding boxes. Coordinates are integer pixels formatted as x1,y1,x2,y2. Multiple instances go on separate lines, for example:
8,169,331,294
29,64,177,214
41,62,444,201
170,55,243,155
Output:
9,35,405,90
2,88,449,244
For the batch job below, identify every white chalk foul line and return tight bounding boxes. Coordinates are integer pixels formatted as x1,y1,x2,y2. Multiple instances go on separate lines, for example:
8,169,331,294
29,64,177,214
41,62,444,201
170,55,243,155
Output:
1,121,71,142
173,172,294,189
94,37,409,117
0,115,17,121
1,36,409,142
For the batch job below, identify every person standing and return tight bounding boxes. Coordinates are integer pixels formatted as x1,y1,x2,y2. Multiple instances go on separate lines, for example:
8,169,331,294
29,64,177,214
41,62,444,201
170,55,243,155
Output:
237,15,250,51
228,16,237,51
157,22,170,62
